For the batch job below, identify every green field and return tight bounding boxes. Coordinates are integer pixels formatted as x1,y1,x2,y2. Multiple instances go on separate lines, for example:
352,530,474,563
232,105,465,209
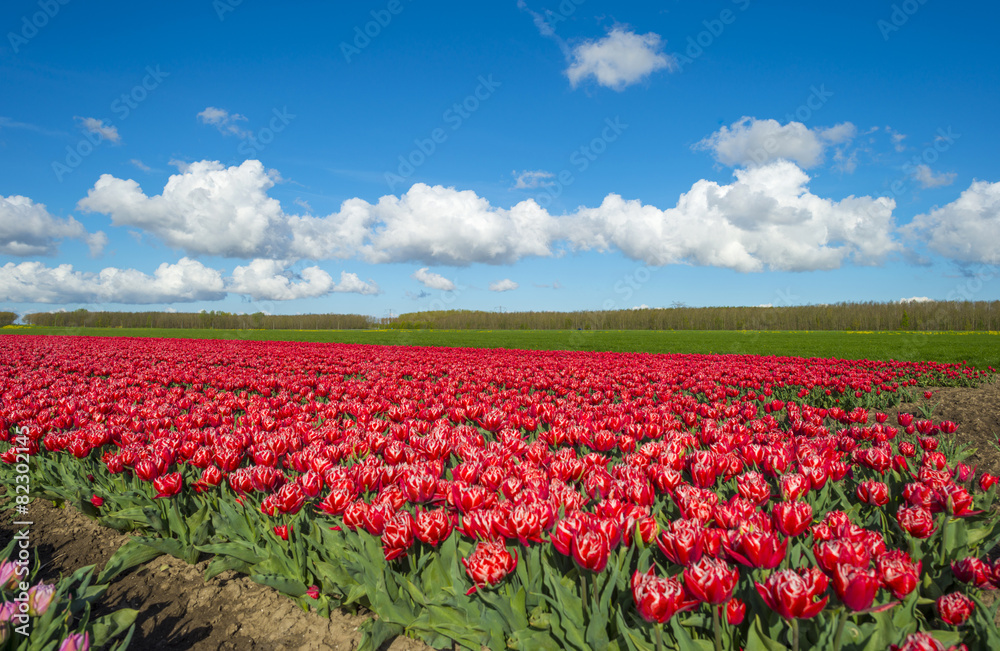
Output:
5,326,998,371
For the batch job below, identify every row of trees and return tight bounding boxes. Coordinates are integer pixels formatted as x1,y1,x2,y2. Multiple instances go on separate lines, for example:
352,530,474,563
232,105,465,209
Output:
0,312,16,327
14,301,1000,332
22,309,373,330
390,301,1000,332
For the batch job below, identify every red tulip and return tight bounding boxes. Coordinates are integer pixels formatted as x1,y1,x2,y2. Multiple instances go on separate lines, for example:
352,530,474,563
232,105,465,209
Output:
877,550,921,599
897,505,936,539
572,529,611,573
657,519,704,567
273,524,290,541
683,557,739,604
755,567,829,620
979,472,997,492
726,597,746,625
832,563,880,611
779,473,810,501
772,500,813,537
951,557,994,588
90,495,104,508
462,541,517,594
631,567,699,624
274,483,306,515
937,591,974,625
134,458,161,481
813,539,870,574
736,471,771,505
725,529,786,569
414,509,453,546
381,511,415,560
152,472,182,498
856,480,889,506
890,632,967,651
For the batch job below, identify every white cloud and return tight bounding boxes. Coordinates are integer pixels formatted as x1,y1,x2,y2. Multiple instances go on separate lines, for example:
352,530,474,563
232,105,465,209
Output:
912,164,956,189
78,160,291,259
900,296,933,303
886,126,907,152
75,117,120,144
0,257,377,305
695,117,856,168
292,182,557,265
512,170,555,189
228,259,378,300
566,28,675,90
129,159,151,172
0,258,226,304
75,158,904,273
902,180,1000,265
412,267,456,291
489,279,519,292
564,160,899,272
77,162,556,265
197,107,249,137
0,194,106,257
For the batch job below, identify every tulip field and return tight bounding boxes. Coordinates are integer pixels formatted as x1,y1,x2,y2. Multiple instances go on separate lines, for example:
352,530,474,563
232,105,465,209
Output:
2,334,1000,651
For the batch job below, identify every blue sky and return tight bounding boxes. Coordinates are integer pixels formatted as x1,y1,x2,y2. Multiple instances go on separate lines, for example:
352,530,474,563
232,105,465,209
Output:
1,1,998,318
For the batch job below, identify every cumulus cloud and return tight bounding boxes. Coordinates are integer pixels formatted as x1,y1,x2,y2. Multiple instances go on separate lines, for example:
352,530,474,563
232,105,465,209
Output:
0,257,377,304
902,180,1000,265
511,170,555,189
412,267,456,291
78,160,291,258
900,296,933,303
75,117,120,144
76,158,907,273
228,259,379,300
0,258,226,304
489,279,519,292
0,195,106,257
197,107,249,137
77,162,555,265
563,160,899,272
911,164,956,189
566,28,675,90
695,117,856,168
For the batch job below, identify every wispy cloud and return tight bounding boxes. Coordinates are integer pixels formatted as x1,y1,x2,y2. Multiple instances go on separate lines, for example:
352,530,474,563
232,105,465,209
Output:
197,106,249,137
75,117,121,144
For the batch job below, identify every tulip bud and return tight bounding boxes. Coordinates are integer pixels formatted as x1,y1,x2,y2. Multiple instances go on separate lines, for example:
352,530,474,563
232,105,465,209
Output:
726,598,746,625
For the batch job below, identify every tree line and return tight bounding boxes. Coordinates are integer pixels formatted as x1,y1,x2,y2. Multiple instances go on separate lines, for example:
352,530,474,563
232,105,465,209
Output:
14,301,1000,332
389,301,1000,332
21,309,373,330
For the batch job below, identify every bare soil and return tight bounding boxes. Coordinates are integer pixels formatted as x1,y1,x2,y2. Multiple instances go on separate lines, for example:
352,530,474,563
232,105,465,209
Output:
2,379,997,650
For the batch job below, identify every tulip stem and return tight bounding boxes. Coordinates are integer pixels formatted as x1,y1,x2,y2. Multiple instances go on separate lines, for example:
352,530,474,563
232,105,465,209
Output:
939,515,949,567
791,618,800,651
832,608,847,651
712,605,723,651
580,572,589,620
654,623,664,651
